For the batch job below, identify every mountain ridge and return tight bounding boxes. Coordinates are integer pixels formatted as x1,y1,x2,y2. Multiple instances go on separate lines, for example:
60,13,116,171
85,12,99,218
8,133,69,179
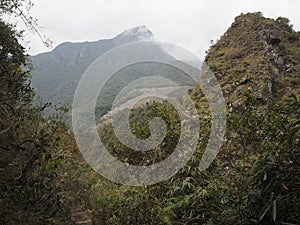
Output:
190,12,300,110
32,25,153,57
29,25,154,108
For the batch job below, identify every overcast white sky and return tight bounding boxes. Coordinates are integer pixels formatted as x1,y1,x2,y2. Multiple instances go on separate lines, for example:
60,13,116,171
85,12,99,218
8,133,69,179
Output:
14,0,300,59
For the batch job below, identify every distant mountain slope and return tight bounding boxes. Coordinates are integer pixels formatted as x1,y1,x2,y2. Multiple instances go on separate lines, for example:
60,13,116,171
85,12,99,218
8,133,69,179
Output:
30,25,154,106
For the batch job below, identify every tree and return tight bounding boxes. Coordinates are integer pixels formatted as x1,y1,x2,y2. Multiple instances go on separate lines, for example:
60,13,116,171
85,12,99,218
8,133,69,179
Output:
0,18,70,224
0,0,51,46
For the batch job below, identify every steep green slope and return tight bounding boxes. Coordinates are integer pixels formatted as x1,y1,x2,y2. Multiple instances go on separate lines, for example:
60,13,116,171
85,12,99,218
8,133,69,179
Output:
13,12,299,225
194,12,300,106
91,13,300,225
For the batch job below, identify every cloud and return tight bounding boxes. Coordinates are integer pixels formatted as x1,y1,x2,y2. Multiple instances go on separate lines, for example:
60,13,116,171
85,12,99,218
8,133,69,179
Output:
25,0,299,59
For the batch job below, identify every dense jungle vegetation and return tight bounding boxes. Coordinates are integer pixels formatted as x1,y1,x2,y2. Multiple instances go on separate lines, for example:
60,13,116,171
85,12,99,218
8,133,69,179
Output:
0,2,299,224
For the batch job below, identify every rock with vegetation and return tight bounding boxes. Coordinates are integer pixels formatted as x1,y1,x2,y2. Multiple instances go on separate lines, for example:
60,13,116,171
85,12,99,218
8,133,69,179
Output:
92,12,300,225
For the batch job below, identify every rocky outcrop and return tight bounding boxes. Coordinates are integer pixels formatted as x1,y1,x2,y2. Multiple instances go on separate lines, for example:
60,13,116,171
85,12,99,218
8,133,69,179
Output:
201,12,300,110
71,206,93,225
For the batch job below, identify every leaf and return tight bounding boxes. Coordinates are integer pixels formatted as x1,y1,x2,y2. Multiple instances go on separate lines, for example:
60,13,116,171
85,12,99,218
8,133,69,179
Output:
272,200,277,222
0,127,10,136
259,205,270,222
269,154,275,164
263,173,267,181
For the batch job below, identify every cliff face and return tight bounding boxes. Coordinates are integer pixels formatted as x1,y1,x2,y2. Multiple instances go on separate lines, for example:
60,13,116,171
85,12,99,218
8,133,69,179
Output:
202,12,300,108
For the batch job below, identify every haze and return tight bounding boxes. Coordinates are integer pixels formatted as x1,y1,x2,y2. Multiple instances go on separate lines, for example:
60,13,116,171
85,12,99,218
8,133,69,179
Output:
11,0,300,59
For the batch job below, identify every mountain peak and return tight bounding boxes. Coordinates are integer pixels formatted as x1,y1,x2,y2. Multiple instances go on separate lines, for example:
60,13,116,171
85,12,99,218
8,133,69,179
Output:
203,12,299,105
114,25,154,42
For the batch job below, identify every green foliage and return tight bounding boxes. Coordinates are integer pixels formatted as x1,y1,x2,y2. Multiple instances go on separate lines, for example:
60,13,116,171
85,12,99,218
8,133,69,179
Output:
214,51,225,58
92,188,166,225
2,11,299,225
0,18,79,224
154,93,299,225
244,95,300,224
242,60,251,67
280,34,300,61
276,17,292,28
98,100,181,166
0,0,51,47
90,12,300,223
85,13,300,225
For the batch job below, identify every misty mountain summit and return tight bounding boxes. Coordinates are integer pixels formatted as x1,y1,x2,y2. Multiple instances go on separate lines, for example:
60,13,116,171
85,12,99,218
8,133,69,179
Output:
30,25,155,107
114,25,154,42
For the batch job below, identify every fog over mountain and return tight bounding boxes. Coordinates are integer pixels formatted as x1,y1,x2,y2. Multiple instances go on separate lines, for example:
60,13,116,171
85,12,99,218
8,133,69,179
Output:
30,25,155,106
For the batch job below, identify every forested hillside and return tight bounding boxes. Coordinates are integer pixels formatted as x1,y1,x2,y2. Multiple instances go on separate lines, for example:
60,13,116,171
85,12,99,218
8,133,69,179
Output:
94,12,300,225
30,25,154,112
0,3,299,224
